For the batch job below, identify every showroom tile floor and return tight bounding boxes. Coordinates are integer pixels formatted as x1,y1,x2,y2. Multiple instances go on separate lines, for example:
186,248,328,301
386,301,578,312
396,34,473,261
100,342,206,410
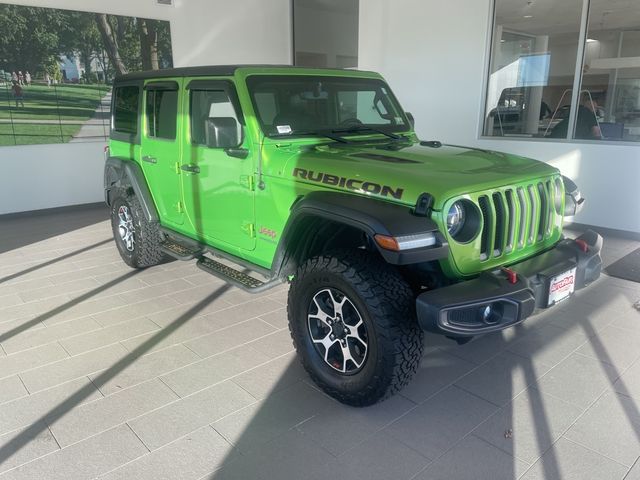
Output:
0,204,639,480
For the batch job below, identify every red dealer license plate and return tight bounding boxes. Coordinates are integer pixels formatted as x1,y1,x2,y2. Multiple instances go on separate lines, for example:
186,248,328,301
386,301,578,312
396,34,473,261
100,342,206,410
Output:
548,267,577,306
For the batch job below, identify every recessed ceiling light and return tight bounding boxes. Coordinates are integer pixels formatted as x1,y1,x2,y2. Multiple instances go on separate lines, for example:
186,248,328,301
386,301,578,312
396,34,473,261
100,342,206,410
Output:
586,38,597,42
523,14,533,18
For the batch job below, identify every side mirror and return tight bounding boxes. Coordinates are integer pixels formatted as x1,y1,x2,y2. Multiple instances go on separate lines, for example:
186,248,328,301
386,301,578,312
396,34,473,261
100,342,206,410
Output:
405,112,415,128
205,117,241,149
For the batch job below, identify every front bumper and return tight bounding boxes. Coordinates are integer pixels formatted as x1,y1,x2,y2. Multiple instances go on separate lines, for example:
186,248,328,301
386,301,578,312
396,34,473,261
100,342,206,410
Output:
416,230,603,337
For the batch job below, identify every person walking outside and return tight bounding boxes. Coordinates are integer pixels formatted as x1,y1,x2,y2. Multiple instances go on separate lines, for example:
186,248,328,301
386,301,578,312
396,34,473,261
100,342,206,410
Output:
11,81,25,107
24,71,31,86
18,71,24,86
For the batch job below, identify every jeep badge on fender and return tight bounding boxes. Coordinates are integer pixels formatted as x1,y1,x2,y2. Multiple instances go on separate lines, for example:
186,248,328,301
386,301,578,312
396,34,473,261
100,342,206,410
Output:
104,65,602,406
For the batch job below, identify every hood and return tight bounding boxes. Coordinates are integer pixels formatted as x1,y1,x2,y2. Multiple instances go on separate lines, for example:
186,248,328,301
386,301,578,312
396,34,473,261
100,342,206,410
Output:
275,140,559,210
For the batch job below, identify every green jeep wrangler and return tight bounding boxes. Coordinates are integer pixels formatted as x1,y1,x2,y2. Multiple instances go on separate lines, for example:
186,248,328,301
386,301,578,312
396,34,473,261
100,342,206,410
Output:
104,65,602,406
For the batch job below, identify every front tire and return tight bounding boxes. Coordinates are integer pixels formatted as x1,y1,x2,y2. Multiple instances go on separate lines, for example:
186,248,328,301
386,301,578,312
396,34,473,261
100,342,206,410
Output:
288,250,424,406
110,190,165,268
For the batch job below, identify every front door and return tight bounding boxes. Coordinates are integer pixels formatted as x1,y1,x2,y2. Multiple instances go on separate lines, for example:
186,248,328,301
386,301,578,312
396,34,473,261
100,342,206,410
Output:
140,79,184,226
180,79,255,251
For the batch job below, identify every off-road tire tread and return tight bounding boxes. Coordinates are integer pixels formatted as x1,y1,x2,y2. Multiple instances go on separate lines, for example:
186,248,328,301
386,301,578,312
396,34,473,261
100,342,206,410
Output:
111,189,165,268
288,250,424,406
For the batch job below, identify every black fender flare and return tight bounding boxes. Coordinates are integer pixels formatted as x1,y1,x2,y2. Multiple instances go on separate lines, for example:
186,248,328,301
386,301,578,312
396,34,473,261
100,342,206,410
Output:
104,157,159,223
273,191,449,276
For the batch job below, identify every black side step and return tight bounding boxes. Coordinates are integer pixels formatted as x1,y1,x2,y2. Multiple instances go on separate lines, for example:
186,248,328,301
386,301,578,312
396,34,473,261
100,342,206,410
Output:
197,256,283,293
160,239,203,260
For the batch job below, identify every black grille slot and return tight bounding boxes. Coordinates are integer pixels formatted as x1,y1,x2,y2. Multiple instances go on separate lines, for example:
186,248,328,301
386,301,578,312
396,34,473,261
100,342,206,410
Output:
492,192,505,256
537,182,547,240
478,196,491,260
516,187,527,247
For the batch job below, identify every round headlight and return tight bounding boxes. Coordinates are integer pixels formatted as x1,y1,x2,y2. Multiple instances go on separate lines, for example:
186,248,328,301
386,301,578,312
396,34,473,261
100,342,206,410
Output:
445,199,481,243
447,202,466,237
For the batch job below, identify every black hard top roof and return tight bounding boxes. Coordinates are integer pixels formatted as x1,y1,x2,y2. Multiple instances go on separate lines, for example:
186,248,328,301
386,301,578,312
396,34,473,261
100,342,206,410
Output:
114,64,374,83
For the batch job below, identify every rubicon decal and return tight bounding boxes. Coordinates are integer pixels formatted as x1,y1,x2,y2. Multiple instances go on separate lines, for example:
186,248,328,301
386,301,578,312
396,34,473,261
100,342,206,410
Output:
292,168,404,199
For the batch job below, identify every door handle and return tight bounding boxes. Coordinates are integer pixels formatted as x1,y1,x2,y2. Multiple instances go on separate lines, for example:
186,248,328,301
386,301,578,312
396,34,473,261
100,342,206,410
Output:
180,164,200,174
142,155,157,164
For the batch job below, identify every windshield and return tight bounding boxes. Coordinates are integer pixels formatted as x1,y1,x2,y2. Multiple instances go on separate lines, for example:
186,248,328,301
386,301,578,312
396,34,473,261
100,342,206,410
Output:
246,75,410,138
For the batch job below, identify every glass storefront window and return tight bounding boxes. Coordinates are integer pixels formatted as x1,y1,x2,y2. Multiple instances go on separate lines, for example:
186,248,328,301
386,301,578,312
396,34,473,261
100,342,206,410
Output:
580,0,640,142
484,0,585,139
484,0,640,143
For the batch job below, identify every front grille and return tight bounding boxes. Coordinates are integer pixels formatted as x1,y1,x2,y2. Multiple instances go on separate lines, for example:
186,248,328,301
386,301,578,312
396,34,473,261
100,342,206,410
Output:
477,178,561,262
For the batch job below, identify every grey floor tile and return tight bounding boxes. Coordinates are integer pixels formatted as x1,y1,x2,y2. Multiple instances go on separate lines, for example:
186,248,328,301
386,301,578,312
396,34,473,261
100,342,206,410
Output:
20,343,128,393
89,344,200,396
437,329,518,364
232,353,307,399
414,434,530,480
385,385,497,460
183,319,276,358
334,431,430,480
507,323,589,367
160,346,272,397
575,325,640,371
48,379,178,447
625,459,640,480
128,380,256,451
214,382,332,453
0,377,102,436
214,429,336,480
258,307,288,329
0,376,28,405
0,422,60,474
520,437,628,480
455,351,553,407
564,391,640,467
536,352,619,408
98,425,236,480
2,317,103,355
0,343,69,380
90,296,180,327
297,391,415,456
400,349,476,404
473,387,583,464
0,424,148,480
615,359,640,400
245,329,294,359
59,317,160,356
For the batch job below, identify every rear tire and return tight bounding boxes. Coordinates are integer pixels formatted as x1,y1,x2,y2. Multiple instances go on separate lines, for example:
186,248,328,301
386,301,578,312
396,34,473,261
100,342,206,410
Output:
288,250,424,406
110,190,165,268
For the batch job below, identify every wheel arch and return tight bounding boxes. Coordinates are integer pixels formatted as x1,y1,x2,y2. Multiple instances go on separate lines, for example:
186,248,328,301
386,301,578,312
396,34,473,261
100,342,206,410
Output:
104,157,159,223
272,191,449,278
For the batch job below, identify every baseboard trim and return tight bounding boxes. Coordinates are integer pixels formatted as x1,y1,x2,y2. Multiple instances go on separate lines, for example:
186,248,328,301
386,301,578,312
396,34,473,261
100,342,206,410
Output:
0,202,107,221
566,221,640,242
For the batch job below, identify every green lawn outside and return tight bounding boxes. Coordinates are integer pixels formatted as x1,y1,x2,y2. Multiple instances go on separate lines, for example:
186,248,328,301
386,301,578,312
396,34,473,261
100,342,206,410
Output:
0,83,110,145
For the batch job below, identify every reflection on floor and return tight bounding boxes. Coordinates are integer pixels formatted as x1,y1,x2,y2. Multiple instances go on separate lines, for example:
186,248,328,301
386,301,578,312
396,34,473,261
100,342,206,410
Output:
0,206,639,480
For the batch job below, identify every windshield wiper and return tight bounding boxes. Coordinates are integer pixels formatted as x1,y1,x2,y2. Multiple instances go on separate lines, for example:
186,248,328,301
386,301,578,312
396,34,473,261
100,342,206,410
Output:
332,124,401,140
273,129,350,143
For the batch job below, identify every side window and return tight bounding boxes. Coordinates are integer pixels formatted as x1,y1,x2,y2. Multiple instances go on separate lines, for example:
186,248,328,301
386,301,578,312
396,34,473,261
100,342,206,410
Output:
190,89,241,146
113,86,140,134
146,89,178,140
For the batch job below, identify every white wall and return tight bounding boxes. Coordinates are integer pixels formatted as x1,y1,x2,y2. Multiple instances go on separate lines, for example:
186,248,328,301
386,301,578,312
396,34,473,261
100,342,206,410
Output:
359,0,640,234
0,0,292,215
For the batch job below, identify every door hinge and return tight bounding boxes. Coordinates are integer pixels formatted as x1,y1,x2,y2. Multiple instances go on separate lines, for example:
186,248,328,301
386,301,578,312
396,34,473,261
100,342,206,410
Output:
174,162,181,174
176,201,184,213
240,175,255,191
242,222,256,238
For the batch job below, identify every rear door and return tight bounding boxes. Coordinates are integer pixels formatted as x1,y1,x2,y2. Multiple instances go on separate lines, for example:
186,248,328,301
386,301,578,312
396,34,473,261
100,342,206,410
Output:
140,79,184,226
180,78,256,250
